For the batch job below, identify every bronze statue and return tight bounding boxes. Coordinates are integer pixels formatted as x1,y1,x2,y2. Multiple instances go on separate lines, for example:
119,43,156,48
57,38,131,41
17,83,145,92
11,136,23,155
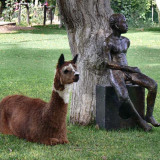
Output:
104,13,160,131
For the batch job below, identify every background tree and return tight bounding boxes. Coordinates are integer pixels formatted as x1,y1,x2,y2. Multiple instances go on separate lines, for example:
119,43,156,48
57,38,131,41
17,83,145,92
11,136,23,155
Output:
0,1,2,16
57,0,113,125
110,0,158,27
155,0,160,23
48,0,56,5
35,0,39,6
2,0,17,21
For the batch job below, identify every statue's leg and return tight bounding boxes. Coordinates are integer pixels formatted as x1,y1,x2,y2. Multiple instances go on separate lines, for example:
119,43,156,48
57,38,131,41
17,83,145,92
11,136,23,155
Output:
109,70,152,131
130,72,160,127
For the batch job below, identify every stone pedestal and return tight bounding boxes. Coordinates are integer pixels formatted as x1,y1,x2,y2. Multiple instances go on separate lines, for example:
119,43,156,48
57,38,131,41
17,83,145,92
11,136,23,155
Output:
96,84,145,130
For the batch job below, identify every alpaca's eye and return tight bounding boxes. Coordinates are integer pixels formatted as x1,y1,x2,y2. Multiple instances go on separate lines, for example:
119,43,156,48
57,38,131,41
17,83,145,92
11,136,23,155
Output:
64,69,69,74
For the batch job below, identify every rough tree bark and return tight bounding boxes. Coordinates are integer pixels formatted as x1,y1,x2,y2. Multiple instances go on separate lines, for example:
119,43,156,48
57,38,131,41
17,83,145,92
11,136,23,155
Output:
57,0,113,125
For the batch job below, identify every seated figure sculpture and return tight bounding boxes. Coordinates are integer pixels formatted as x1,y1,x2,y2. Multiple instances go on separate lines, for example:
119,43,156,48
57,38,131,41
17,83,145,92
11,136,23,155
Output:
104,13,160,131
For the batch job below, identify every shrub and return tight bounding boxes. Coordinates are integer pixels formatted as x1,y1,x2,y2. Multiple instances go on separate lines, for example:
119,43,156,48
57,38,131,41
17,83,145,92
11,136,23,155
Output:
110,0,158,28
2,0,17,22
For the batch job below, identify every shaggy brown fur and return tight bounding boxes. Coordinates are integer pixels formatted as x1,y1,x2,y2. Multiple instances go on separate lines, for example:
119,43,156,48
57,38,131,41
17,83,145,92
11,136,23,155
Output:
0,54,79,145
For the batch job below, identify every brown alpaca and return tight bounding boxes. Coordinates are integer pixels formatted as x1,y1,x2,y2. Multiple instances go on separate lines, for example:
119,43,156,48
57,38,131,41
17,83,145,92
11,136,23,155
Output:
0,54,79,145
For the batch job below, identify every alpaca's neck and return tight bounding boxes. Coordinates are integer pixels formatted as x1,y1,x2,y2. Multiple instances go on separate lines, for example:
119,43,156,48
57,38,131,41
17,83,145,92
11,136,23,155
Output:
52,71,73,104
42,71,73,128
52,84,72,104
43,84,72,126
44,74,73,114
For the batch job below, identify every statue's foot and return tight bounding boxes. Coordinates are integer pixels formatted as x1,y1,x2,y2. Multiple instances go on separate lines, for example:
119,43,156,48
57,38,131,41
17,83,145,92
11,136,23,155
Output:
139,119,152,132
145,116,160,127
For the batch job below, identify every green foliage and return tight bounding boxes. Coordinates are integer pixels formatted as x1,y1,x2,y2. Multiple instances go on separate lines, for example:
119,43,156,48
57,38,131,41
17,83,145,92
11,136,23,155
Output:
111,0,150,19
2,0,57,25
55,2,60,16
110,0,158,27
2,0,17,21
39,0,56,5
0,1,2,15
0,26,160,160
19,5,44,25
48,0,56,5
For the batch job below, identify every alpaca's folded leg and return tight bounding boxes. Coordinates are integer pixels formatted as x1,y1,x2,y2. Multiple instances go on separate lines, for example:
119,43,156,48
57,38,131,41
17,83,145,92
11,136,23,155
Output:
59,139,69,144
50,138,60,145
40,138,59,145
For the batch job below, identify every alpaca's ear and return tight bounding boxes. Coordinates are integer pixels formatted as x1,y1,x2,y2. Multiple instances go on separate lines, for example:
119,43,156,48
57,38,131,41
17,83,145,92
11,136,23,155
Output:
72,54,78,64
58,54,65,68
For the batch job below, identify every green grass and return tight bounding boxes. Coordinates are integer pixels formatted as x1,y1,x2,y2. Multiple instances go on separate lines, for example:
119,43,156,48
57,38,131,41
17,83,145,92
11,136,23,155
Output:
0,26,160,160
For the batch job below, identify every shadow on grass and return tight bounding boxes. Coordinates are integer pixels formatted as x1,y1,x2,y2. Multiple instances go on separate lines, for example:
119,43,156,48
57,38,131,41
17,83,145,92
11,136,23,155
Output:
12,25,67,35
144,27,160,32
128,27,160,34
0,45,71,63
1,43,159,71
3,24,160,36
0,44,160,159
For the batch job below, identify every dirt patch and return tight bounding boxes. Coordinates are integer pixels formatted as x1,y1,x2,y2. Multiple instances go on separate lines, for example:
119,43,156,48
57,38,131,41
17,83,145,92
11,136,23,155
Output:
0,25,34,33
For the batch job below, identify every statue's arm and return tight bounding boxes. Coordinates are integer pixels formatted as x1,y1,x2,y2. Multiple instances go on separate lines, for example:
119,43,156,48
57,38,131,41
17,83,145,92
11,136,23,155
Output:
104,40,140,73
107,63,141,73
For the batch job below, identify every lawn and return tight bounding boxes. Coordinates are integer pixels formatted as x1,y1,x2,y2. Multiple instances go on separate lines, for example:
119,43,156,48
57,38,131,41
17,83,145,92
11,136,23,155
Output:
0,26,160,160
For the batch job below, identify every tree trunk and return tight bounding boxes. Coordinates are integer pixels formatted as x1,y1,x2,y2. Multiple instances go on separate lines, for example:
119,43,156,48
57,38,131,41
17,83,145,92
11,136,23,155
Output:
18,4,21,25
35,0,39,7
156,4,160,24
59,15,63,28
43,5,47,26
0,2,2,16
26,5,30,25
155,0,160,24
158,11,160,24
57,0,113,125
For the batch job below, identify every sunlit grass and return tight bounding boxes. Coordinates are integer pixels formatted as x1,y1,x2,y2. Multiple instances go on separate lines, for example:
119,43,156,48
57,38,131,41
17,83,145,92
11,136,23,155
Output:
0,26,160,160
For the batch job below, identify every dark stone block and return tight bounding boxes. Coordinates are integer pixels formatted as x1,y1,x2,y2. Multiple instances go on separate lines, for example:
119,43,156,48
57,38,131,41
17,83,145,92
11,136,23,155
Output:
96,84,145,130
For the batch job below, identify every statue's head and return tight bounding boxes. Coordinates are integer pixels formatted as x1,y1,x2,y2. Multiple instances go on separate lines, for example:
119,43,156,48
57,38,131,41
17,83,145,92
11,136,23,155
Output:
109,14,128,33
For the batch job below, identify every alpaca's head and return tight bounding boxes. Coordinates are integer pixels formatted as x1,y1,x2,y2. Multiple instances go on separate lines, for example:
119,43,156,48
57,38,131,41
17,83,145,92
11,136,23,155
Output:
55,54,79,86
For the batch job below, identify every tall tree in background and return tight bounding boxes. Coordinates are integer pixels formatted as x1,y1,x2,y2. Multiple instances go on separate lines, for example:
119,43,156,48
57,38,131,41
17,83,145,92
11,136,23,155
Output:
155,0,160,23
57,0,113,125
35,0,39,6
0,1,2,15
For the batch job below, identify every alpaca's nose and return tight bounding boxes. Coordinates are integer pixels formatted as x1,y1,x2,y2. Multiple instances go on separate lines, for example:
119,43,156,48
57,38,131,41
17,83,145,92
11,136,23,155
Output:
74,72,80,76
74,72,79,82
